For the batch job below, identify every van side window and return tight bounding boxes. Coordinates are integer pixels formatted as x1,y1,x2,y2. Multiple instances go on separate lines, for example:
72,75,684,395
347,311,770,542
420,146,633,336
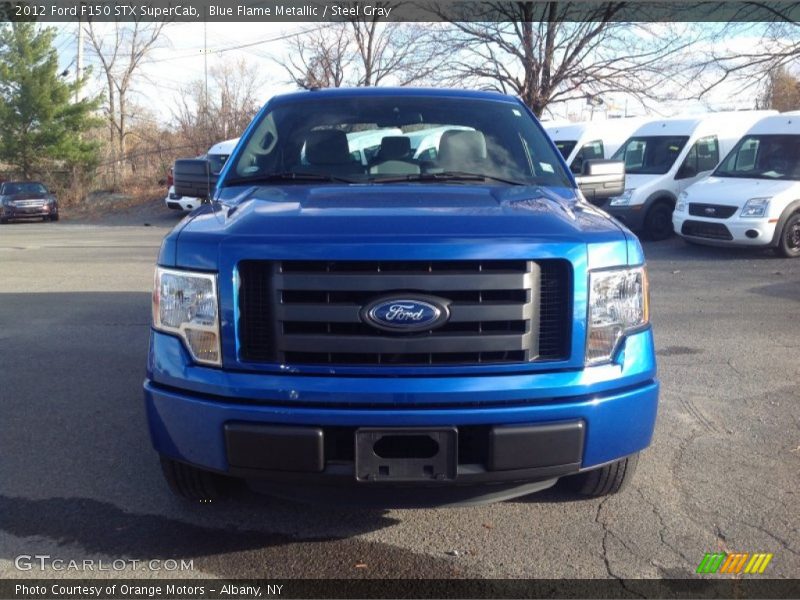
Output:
696,136,719,172
677,135,719,179
735,139,759,171
570,139,604,174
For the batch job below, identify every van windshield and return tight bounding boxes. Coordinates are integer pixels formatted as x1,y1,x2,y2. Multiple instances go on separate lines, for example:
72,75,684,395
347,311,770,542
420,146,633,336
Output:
714,135,800,181
553,140,577,159
611,136,689,175
226,95,572,188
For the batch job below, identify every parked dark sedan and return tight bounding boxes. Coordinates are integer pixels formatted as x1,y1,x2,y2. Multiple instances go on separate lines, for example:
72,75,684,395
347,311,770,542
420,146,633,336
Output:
0,181,59,223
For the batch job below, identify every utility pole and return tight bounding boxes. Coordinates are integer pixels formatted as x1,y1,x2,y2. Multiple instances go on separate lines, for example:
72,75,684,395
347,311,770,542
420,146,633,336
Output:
75,20,84,102
203,20,211,148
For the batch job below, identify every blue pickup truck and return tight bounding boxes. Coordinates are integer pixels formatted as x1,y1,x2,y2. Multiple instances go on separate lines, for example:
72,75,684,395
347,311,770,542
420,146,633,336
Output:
146,88,657,505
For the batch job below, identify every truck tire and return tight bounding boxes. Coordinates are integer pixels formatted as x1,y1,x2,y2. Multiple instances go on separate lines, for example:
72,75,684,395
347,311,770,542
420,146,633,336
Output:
643,203,674,241
775,212,800,258
159,456,224,501
562,453,639,497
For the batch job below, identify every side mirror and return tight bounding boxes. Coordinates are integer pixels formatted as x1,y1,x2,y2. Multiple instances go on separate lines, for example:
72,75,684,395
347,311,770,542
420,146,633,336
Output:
575,159,625,205
173,159,217,199
676,164,697,180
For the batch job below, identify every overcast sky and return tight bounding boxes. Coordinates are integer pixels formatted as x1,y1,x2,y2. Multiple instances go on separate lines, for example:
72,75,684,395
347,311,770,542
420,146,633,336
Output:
49,21,764,126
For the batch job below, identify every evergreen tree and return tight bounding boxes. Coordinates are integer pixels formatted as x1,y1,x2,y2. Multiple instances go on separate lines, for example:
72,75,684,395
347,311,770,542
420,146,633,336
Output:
0,23,101,179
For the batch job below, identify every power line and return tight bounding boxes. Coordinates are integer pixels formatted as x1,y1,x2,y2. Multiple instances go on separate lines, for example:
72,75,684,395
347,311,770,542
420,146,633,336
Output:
146,25,324,64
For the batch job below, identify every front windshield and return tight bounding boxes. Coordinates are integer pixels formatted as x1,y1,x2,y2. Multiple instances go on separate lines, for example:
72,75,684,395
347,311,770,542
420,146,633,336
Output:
714,135,800,181
553,140,577,159
1,182,47,195
227,95,571,188
611,136,689,175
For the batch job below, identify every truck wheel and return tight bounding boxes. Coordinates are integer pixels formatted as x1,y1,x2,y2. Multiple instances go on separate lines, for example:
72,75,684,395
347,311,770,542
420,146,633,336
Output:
50,214,59,222
644,203,674,240
775,213,800,258
562,453,639,497
159,456,225,502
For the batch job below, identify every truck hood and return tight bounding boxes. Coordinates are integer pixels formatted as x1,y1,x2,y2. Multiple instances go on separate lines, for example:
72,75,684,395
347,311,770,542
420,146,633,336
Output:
684,176,797,207
169,184,633,269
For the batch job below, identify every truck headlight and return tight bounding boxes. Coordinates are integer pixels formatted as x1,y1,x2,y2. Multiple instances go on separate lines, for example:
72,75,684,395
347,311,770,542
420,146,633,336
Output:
675,192,688,213
740,197,770,218
609,189,636,206
152,267,221,366
586,266,649,364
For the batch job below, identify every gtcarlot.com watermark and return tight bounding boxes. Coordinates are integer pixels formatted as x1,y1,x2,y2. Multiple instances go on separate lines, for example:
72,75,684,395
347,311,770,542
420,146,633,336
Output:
15,555,194,572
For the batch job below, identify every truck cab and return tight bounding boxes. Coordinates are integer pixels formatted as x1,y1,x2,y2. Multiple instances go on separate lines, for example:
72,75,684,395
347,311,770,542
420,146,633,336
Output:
148,88,656,506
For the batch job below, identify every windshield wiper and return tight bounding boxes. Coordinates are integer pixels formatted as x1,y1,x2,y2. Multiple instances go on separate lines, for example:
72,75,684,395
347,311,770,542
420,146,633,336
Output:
224,172,357,185
369,171,528,186
713,171,753,178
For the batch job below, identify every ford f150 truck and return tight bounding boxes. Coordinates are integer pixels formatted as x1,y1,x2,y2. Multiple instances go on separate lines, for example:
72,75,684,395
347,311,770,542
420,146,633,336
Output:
146,88,657,505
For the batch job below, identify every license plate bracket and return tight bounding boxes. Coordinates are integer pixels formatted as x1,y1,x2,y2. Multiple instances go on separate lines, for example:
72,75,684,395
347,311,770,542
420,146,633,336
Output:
355,427,457,482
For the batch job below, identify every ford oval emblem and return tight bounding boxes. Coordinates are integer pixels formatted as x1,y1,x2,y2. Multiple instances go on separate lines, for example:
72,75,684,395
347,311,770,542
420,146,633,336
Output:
361,295,450,332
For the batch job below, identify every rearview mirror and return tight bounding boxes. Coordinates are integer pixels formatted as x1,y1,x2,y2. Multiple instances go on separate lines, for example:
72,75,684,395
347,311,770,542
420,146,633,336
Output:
574,160,625,205
173,159,217,199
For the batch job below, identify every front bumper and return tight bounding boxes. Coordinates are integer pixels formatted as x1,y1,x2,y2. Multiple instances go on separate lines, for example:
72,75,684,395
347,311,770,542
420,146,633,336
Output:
673,213,778,247
2,205,53,219
164,195,199,212
144,328,659,488
599,203,646,231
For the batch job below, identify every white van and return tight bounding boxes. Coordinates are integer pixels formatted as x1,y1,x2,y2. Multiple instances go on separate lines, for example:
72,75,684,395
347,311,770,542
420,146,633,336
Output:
603,111,776,239
545,118,646,175
673,113,800,257
166,137,239,212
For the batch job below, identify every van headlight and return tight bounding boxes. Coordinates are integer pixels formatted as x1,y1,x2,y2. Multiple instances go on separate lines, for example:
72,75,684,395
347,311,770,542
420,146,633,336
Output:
609,189,636,206
740,197,770,218
675,192,688,213
152,267,221,366
586,266,649,364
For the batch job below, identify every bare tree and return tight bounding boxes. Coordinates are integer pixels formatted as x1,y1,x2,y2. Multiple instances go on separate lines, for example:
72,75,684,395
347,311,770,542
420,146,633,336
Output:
278,4,449,89
172,58,264,152
433,2,701,117
347,6,449,86
282,25,353,89
688,14,800,99
86,20,167,184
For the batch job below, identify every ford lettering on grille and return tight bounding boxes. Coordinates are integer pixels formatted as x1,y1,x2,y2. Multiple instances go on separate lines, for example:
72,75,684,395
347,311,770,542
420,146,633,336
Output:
362,296,450,332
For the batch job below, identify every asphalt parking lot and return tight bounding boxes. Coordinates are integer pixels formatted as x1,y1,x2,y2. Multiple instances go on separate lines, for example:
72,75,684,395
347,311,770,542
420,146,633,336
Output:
0,210,798,582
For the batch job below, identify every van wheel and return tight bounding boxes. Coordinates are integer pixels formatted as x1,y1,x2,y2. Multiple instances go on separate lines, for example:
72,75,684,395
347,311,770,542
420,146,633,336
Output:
159,456,225,502
561,453,639,497
644,203,674,240
775,213,800,258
